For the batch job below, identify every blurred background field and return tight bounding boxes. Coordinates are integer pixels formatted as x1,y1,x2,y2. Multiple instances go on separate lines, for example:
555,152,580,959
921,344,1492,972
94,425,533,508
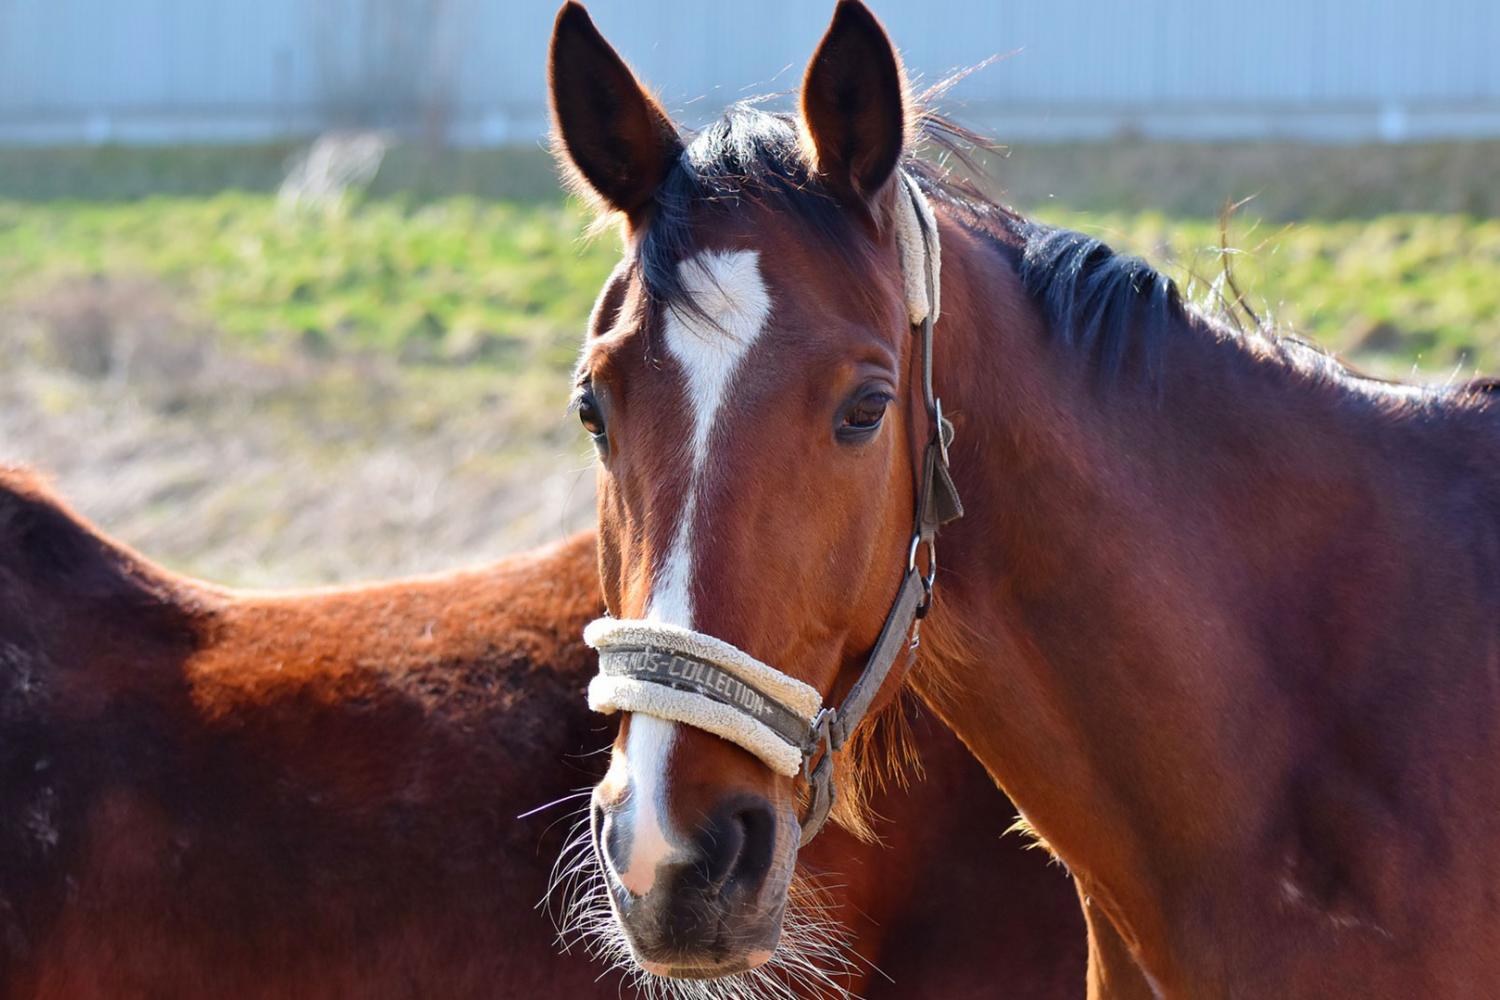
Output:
3,139,1499,585
3,0,1498,587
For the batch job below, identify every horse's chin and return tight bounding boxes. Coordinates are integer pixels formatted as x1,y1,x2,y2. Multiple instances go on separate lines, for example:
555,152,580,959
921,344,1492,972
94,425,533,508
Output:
620,909,784,980
615,891,786,981
638,949,774,979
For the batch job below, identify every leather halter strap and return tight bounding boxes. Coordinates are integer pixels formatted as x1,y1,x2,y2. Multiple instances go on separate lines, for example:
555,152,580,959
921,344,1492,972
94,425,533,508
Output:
585,172,962,845
798,174,963,842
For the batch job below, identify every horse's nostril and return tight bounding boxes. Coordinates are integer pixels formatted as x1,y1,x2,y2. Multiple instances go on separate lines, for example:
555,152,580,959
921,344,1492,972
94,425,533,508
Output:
732,802,776,891
594,801,636,893
698,811,744,886
698,797,777,894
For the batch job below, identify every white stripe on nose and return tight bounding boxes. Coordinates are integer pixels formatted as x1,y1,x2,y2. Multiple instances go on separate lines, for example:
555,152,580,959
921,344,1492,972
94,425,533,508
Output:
608,250,770,898
608,714,679,897
650,248,772,632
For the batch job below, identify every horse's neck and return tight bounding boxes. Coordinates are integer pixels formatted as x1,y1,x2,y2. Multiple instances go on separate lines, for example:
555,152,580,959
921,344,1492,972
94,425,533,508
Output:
911,219,1407,985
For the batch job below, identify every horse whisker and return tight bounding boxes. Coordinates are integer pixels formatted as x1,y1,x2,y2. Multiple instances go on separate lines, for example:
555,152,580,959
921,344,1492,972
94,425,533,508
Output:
517,788,594,820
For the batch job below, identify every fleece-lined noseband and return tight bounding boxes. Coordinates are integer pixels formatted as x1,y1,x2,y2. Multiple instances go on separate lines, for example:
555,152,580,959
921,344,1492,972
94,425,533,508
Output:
586,173,963,845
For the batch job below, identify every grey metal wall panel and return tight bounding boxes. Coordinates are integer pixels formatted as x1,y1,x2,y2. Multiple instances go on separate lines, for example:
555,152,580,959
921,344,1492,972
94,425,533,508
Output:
1,0,1497,144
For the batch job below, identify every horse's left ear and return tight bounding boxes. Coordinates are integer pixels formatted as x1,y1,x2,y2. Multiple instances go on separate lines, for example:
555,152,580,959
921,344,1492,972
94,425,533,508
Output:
800,0,908,208
549,2,682,221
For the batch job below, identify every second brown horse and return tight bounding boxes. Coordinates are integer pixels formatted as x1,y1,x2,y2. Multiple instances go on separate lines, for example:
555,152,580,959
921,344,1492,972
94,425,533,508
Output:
0,467,1081,999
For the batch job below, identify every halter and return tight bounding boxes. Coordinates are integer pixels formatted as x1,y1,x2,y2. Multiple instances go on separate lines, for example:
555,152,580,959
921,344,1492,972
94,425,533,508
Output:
586,173,963,845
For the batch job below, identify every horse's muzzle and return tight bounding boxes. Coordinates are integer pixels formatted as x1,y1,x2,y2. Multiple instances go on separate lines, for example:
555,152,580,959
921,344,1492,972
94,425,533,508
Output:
592,794,791,977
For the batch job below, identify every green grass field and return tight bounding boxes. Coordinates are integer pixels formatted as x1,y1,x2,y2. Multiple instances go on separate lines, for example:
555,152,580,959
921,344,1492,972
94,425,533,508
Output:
4,191,1497,378
2,142,1497,584
0,196,613,370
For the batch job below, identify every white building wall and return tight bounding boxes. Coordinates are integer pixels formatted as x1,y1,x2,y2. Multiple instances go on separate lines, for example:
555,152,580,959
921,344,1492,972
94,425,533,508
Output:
1,0,1496,145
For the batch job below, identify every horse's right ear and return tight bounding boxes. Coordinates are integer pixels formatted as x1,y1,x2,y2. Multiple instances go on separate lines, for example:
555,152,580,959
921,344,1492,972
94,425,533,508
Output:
800,1,907,209
548,2,681,220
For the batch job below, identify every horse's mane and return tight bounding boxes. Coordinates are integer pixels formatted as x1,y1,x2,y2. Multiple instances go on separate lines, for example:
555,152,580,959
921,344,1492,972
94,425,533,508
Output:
627,102,1195,384
622,101,1498,406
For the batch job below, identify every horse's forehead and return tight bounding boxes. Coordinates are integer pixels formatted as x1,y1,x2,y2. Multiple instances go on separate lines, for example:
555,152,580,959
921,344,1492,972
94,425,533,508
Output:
596,246,782,382
587,222,891,405
656,249,778,449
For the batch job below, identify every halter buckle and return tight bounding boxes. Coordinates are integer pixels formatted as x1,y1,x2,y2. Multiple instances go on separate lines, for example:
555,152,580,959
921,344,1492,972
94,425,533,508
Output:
798,707,840,845
803,706,839,775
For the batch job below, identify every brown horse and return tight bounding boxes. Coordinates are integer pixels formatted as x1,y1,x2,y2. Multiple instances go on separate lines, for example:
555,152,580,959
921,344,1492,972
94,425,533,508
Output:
0,465,1082,999
549,1,1500,996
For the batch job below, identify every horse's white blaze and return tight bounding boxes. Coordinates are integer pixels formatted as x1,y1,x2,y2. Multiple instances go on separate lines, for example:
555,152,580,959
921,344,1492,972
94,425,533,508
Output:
614,250,771,890
648,248,772,630
610,714,679,897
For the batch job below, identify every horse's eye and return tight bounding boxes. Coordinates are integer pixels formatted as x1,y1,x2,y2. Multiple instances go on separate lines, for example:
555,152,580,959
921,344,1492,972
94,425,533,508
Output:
840,392,891,437
577,391,606,438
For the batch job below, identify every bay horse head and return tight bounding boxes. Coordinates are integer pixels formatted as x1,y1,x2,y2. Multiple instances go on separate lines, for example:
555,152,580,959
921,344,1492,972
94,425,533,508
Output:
549,0,961,980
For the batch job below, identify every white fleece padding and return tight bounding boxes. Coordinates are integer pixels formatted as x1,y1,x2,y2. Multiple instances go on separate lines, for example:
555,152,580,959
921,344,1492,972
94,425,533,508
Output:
589,674,805,777
894,173,941,326
585,617,824,777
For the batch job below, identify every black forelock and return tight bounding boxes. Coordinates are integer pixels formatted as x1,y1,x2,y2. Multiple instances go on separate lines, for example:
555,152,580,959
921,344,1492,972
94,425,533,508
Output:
635,104,880,319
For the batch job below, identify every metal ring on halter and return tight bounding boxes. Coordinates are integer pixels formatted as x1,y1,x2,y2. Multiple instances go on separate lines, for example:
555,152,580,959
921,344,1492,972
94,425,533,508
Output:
907,534,938,617
798,707,840,846
934,398,950,464
803,707,839,772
